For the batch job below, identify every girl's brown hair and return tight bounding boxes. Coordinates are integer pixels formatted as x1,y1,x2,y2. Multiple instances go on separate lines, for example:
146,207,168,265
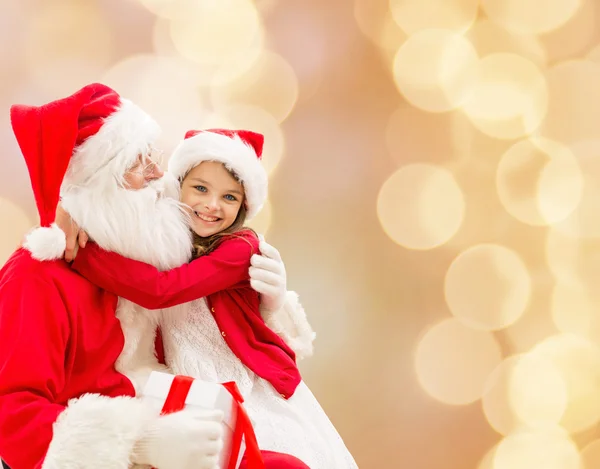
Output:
185,165,257,259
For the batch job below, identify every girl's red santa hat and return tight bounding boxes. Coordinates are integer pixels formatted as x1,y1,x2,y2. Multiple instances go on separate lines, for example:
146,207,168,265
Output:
168,128,268,220
11,82,160,261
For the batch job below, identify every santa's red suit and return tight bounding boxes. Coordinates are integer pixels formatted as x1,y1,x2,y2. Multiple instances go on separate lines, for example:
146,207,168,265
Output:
0,84,309,469
0,250,141,468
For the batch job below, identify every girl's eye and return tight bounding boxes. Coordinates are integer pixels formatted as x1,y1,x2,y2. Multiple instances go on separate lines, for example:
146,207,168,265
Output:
194,185,207,192
224,194,237,201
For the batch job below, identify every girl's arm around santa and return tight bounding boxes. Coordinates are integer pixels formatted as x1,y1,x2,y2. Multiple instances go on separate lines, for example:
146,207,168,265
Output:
71,230,259,309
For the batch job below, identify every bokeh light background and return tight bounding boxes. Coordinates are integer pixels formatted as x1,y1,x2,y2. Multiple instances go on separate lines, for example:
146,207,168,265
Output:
6,0,600,467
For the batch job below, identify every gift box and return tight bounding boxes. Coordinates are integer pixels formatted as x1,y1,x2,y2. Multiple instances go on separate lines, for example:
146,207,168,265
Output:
141,371,264,469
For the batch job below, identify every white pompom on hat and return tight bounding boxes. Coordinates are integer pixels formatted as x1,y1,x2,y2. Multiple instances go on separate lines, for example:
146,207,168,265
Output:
11,83,159,260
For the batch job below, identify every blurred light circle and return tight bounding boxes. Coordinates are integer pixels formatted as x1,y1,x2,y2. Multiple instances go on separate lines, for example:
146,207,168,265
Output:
483,356,528,435
415,318,502,405
445,244,531,331
547,233,600,304
481,0,582,34
582,440,600,469
142,0,280,20
377,164,465,250
467,18,547,67
24,1,113,90
354,0,406,60
375,15,409,67
482,354,567,435
478,444,498,469
247,199,272,236
138,0,201,20
0,198,34,265
198,105,284,176
24,2,113,66
392,29,479,112
209,51,299,123
541,0,595,64
462,53,548,140
27,61,109,100
390,0,479,34
496,138,582,226
152,15,180,56
551,281,600,343
541,60,600,144
545,228,600,307
258,5,336,104
169,0,264,83
531,334,600,433
493,427,581,469
545,228,580,284
154,16,257,87
102,54,206,153
552,140,600,239
509,353,568,429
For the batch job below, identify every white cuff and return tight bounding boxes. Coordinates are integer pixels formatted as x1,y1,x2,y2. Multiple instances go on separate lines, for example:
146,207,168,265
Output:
263,291,316,361
42,393,158,469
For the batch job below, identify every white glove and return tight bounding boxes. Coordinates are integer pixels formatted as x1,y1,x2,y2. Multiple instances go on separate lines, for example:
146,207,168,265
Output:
249,236,287,315
132,409,224,469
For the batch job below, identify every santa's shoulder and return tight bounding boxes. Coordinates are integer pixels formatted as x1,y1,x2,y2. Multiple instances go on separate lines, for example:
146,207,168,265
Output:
0,247,78,287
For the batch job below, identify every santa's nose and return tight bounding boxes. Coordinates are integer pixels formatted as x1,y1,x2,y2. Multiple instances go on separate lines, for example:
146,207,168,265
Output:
146,162,164,181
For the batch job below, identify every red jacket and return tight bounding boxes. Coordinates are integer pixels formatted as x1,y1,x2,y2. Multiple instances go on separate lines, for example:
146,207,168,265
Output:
0,249,135,469
71,230,301,399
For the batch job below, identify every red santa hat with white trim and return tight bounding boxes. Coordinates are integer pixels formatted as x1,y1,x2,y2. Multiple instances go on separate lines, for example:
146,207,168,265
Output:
167,129,268,220
11,82,160,261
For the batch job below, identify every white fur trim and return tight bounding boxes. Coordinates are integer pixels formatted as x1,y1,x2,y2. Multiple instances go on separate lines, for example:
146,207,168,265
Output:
168,131,267,220
262,291,316,361
23,223,66,261
115,298,171,394
162,171,182,201
63,99,160,188
42,393,158,469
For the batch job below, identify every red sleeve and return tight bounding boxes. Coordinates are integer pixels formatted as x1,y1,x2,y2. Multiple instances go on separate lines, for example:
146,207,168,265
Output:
71,232,259,309
0,276,69,469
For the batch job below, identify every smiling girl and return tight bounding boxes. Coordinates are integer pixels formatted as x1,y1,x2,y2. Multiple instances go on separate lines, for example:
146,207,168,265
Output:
71,129,358,469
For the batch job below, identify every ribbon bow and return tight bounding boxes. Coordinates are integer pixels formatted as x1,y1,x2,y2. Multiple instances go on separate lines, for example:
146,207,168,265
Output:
160,375,264,469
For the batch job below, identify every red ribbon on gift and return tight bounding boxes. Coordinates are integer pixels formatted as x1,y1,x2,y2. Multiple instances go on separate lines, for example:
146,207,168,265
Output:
160,375,265,469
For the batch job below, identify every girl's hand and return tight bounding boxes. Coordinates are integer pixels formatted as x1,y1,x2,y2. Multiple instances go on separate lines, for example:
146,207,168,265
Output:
55,203,89,262
249,235,287,314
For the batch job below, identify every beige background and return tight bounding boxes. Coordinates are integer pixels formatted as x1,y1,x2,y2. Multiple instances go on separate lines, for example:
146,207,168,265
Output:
3,0,600,468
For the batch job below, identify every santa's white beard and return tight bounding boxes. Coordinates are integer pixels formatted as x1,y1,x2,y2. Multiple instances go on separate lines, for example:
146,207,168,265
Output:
61,178,193,270
60,176,194,393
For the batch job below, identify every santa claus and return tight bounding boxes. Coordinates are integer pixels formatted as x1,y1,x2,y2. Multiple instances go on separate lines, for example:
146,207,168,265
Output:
0,83,312,469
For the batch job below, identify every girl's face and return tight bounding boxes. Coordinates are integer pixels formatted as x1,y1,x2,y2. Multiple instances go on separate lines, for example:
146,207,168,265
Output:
180,161,244,238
